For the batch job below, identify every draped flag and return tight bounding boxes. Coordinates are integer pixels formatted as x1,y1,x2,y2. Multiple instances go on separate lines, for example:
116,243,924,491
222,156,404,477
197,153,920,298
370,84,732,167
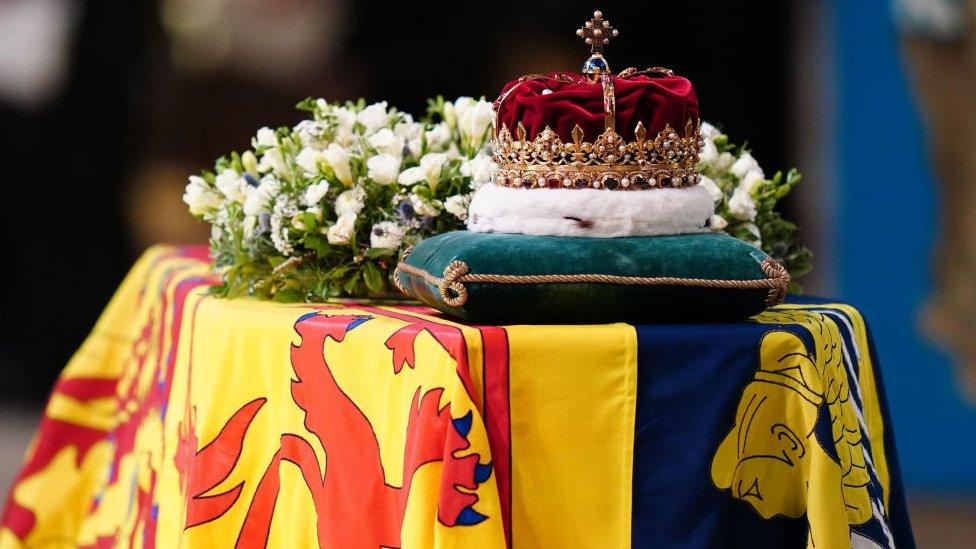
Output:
0,246,913,548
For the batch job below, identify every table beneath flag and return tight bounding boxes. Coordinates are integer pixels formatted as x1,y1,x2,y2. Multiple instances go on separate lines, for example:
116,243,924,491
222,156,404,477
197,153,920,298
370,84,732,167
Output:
0,246,914,549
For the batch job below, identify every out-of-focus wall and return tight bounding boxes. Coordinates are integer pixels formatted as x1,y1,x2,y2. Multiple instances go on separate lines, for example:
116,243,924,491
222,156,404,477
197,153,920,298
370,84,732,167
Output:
832,0,976,489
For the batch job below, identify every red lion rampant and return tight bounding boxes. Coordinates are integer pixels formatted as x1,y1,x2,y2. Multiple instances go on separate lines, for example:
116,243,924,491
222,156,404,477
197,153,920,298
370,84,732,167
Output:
176,312,492,548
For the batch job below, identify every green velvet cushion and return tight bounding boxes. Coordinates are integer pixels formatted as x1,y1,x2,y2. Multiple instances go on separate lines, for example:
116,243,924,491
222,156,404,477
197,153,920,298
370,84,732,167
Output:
395,231,789,324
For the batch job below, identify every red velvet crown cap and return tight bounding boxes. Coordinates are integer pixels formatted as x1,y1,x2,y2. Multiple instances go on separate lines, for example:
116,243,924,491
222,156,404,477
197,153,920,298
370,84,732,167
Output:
495,71,699,142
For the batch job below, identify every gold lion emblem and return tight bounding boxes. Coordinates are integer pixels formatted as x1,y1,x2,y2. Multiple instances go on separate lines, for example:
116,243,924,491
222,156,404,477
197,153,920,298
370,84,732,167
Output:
711,311,877,545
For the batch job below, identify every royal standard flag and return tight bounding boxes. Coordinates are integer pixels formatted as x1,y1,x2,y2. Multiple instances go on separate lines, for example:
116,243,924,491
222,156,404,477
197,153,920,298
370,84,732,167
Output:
0,246,913,548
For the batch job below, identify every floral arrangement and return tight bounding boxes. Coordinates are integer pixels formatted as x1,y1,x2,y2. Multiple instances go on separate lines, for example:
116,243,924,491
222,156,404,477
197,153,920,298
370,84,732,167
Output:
183,100,811,302
183,97,495,302
697,122,812,291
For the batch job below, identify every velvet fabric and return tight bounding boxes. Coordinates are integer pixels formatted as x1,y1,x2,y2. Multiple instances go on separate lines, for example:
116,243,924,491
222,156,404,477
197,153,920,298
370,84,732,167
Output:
495,72,699,141
398,231,778,324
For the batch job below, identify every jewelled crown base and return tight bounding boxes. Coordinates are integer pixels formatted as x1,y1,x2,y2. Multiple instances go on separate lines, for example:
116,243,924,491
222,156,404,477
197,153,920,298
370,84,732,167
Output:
491,119,703,191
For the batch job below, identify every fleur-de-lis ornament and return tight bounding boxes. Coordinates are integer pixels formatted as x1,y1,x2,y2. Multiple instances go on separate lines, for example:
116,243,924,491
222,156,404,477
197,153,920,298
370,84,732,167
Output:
576,10,619,81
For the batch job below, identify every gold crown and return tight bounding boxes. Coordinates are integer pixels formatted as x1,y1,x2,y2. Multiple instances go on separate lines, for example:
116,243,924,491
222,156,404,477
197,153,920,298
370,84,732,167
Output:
492,119,703,191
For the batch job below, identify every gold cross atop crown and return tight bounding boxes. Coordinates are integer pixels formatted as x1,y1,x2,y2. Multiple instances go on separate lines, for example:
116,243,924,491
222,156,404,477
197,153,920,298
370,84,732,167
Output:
576,10,618,55
576,10,618,80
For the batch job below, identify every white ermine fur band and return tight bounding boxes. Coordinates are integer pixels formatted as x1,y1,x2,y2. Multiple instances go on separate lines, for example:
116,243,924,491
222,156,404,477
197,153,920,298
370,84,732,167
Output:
466,183,715,237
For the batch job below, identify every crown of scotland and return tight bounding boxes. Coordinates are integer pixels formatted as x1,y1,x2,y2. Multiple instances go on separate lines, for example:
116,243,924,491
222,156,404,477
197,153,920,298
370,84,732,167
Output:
491,11,703,191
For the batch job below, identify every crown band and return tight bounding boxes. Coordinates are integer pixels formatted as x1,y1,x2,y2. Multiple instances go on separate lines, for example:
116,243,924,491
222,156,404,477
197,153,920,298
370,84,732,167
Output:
491,119,703,191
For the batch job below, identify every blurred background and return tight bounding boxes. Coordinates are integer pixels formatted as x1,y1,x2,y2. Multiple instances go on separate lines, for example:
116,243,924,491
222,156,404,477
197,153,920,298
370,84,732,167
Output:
0,0,974,544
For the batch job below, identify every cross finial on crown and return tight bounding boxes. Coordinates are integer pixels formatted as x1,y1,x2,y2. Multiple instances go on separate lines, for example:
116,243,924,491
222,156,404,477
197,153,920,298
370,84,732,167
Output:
575,10,618,55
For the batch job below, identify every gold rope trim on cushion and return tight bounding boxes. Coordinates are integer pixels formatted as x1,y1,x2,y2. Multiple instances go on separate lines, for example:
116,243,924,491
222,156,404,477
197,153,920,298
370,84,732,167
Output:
395,258,791,308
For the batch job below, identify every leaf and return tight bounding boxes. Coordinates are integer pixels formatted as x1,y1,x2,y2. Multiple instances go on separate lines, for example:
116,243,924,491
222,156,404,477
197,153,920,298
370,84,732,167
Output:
365,247,396,259
342,272,362,295
273,288,304,303
363,261,385,293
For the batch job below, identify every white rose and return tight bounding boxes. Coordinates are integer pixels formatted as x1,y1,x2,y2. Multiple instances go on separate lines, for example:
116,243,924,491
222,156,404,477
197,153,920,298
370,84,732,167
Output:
714,152,736,171
398,152,449,186
214,169,249,204
183,176,222,217
730,152,764,179
243,174,281,216
460,153,497,189
257,147,287,175
334,187,365,217
303,180,330,206
367,153,401,185
699,138,718,166
327,213,357,245
444,194,471,220
323,143,353,186
295,147,327,176
458,100,493,149
739,169,765,194
709,214,728,231
357,101,390,133
368,128,405,157
699,175,724,204
700,121,722,142
727,186,757,221
254,127,277,148
369,221,405,249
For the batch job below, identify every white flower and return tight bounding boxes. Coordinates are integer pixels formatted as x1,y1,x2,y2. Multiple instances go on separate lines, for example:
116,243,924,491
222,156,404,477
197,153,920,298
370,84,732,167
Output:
368,128,405,157
327,213,357,245
442,100,458,129
323,143,353,186
294,120,327,148
257,147,287,175
254,127,277,148
458,100,493,149
270,195,299,256
742,222,762,247
444,194,471,220
369,221,405,249
214,169,249,204
367,153,401,185
714,152,736,171
243,174,281,216
397,119,425,155
357,101,390,133
331,106,358,145
183,175,222,217
425,122,451,150
460,153,496,189
303,180,330,206
295,147,327,176
730,152,764,179
398,152,450,186
700,121,722,142
334,187,365,217
409,193,441,217
699,175,724,204
699,138,718,166
728,186,757,221
709,214,728,231
449,97,477,130
739,169,765,194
